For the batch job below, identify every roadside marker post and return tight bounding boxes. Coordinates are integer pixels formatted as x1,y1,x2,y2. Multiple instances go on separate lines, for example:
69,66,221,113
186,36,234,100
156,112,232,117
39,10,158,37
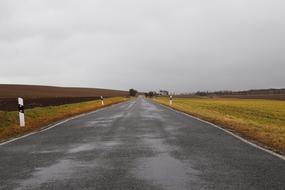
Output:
100,96,104,105
169,96,173,106
18,97,25,127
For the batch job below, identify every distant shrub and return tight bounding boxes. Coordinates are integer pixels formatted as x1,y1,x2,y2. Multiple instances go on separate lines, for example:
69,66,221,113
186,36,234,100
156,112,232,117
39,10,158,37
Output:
129,89,138,97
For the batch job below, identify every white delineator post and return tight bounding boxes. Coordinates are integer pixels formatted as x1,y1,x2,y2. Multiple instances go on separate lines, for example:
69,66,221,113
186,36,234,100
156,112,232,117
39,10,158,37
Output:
18,97,25,127
169,95,173,106
100,96,104,105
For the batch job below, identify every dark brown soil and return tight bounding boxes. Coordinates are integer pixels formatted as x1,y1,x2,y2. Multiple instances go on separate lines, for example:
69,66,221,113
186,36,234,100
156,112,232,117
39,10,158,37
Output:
215,94,285,100
0,84,128,98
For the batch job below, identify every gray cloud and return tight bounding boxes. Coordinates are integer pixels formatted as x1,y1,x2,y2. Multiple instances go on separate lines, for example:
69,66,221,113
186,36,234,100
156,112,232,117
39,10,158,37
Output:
0,0,284,93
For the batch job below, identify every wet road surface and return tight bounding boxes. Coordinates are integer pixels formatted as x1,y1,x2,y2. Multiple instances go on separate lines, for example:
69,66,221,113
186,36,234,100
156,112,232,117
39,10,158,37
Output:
0,97,284,190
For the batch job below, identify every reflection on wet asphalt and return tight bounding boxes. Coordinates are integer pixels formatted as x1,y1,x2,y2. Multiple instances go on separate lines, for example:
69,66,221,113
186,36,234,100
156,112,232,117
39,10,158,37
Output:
0,97,284,190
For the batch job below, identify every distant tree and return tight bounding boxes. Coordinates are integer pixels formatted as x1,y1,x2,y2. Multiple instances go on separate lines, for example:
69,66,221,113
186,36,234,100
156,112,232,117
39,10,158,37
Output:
129,89,138,97
144,91,157,98
148,91,154,97
195,91,208,96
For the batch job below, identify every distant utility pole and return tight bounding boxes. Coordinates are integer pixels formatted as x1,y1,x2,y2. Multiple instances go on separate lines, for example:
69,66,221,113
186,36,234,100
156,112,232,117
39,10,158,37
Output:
100,96,104,105
18,97,25,127
169,95,173,106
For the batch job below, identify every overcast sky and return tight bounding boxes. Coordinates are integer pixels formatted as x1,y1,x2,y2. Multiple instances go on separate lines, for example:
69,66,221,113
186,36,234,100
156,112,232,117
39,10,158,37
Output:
0,0,284,93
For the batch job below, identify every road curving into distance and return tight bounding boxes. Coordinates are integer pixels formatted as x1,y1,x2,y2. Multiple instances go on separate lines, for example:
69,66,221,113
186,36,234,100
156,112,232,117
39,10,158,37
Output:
0,96,284,190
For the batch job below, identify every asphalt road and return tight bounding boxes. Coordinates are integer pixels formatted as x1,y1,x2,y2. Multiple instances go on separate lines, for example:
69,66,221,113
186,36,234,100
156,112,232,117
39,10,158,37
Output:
0,97,284,190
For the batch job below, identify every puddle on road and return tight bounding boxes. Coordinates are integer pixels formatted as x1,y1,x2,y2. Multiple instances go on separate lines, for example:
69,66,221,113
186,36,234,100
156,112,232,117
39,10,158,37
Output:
85,119,113,127
133,153,200,190
101,141,121,147
67,141,122,154
17,140,123,189
68,143,95,153
16,159,92,189
107,113,125,120
142,112,164,120
143,138,173,153
139,133,159,139
124,100,136,110
31,149,62,154
85,112,124,127
133,126,201,190
140,101,165,120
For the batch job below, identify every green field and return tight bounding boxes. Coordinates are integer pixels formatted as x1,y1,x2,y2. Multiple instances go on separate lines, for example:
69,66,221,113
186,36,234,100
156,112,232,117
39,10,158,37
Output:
0,97,127,142
154,97,285,154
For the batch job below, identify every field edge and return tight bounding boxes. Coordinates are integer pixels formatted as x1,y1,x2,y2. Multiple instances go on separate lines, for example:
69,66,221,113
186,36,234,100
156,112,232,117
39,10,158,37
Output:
152,98,285,157
0,97,128,144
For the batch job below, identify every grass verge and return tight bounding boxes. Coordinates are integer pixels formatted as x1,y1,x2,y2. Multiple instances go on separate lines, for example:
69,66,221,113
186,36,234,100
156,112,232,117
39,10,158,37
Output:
154,97,285,155
0,97,128,142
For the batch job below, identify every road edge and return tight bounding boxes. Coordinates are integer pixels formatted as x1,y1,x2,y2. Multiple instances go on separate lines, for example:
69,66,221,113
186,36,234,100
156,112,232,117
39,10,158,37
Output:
151,100,285,161
0,100,129,146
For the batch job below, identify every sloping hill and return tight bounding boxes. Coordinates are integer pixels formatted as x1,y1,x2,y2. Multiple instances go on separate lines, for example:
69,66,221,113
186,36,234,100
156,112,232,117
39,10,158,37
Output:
0,84,129,111
0,84,128,98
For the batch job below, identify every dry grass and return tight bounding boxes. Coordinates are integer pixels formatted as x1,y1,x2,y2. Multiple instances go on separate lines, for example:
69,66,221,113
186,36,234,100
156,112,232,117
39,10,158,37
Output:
154,97,285,154
0,97,127,142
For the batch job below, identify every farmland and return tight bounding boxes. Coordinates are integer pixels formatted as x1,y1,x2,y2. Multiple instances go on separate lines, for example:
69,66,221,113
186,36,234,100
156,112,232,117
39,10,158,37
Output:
0,84,128,98
0,84,129,111
154,97,285,154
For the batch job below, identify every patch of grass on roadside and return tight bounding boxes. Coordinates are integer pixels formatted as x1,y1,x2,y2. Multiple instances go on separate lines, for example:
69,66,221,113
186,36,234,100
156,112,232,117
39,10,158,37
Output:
0,97,127,141
154,97,285,154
